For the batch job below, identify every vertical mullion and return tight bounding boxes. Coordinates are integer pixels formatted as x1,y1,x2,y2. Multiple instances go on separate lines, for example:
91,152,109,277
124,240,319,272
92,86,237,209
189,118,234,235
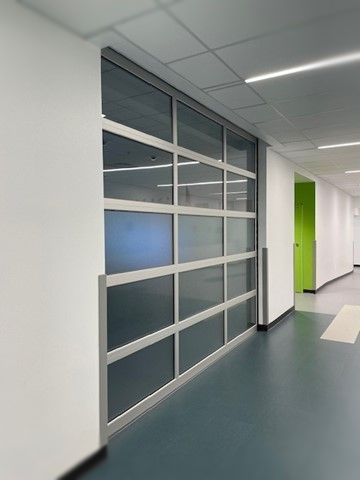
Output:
223,127,228,344
173,97,180,377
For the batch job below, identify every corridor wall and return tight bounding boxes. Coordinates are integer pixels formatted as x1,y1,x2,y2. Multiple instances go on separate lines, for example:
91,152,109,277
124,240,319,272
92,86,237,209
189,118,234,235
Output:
0,2,104,479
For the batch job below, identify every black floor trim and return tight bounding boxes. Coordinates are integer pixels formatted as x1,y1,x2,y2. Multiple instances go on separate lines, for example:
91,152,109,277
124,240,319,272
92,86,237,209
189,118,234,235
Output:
58,447,107,480
303,289,316,294
257,306,295,331
306,269,354,294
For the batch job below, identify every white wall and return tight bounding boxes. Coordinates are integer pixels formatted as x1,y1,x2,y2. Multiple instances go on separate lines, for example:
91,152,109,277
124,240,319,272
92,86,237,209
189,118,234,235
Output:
261,148,354,325
0,2,104,479
316,181,353,287
264,149,295,324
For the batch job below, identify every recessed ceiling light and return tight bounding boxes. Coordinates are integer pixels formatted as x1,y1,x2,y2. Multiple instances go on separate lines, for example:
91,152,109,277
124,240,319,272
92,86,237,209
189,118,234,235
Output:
245,51,360,83
345,170,360,174
318,141,360,149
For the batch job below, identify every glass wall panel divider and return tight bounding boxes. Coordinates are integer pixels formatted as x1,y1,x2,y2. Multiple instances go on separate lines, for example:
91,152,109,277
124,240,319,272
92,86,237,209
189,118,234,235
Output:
101,49,258,438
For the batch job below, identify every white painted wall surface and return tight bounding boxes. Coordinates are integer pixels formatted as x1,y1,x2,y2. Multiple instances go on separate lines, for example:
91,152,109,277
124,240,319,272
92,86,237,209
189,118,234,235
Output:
0,2,104,479
354,216,360,265
263,149,354,325
264,150,295,324
316,181,353,287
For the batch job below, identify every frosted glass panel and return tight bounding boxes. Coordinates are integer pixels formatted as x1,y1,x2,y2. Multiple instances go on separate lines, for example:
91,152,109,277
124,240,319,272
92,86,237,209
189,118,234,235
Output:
227,258,256,299
227,218,255,255
179,265,223,320
226,172,255,212
107,275,174,350
105,211,172,274
227,130,255,172
178,158,223,209
103,132,173,204
108,336,174,420
179,313,224,373
177,102,223,160
179,215,223,263
102,58,172,141
228,297,256,340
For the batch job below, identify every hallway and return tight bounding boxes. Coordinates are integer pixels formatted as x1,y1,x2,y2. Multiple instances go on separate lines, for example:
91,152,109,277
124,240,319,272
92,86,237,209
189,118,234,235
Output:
78,273,360,480
296,267,360,315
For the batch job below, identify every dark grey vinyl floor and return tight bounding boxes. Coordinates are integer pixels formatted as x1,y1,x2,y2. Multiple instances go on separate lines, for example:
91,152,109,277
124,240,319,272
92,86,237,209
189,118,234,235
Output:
79,311,360,480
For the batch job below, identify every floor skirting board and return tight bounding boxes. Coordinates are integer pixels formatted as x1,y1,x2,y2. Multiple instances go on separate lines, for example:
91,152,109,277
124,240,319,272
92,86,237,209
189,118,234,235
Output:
309,269,354,294
58,447,107,480
257,306,295,331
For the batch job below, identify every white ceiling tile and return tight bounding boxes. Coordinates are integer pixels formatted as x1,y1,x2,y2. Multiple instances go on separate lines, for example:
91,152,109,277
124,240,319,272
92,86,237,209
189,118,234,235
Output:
216,9,360,78
208,83,263,109
115,10,207,63
234,104,282,123
169,0,360,49
273,91,360,118
90,29,124,49
302,125,360,141
168,52,238,88
290,108,360,130
21,0,157,35
277,141,315,152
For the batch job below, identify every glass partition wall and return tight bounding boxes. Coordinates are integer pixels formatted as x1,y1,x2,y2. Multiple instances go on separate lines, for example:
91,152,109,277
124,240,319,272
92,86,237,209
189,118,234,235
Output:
101,49,257,436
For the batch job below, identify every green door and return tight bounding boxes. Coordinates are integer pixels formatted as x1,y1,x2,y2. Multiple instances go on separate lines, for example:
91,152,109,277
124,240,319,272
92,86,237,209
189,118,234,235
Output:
294,203,304,293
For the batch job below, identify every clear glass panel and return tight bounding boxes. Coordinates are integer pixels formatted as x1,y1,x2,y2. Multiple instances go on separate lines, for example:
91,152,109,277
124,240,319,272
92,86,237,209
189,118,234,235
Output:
179,313,224,374
101,58,172,142
108,336,174,420
228,296,256,341
227,130,256,172
227,218,255,255
107,275,174,350
226,172,255,212
103,132,173,204
179,265,223,320
178,215,223,263
177,102,223,160
178,157,223,209
227,258,256,300
105,211,172,274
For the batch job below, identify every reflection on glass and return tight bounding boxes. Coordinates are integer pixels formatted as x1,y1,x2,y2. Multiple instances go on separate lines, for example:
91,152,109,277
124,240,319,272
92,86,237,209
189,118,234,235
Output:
108,336,174,420
227,130,255,172
178,215,223,263
228,297,256,341
103,132,173,204
179,313,224,373
227,218,255,255
226,172,255,212
101,58,172,142
177,102,223,160
179,265,223,320
178,158,223,209
227,258,256,300
107,275,174,350
105,211,172,274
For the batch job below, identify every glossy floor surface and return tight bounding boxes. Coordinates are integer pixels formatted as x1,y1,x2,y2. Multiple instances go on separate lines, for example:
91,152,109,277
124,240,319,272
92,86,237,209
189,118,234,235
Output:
295,267,360,315
78,308,360,479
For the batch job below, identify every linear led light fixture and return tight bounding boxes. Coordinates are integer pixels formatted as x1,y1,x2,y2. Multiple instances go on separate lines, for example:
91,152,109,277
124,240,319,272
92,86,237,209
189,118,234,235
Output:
104,160,198,173
318,141,360,149
245,51,360,83
158,179,247,187
345,170,360,174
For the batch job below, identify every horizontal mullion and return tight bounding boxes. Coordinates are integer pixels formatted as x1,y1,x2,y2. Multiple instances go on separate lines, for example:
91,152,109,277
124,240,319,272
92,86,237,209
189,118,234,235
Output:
105,198,256,218
106,251,256,287
226,163,256,179
102,119,256,179
107,324,176,365
106,289,257,365
107,324,256,436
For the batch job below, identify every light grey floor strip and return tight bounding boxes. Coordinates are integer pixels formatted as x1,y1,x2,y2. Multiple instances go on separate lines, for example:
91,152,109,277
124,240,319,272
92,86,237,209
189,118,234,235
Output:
321,305,360,344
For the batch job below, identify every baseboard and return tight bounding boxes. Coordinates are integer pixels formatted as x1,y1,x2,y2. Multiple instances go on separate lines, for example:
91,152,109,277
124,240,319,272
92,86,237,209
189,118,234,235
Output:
257,306,295,331
313,269,354,294
58,447,107,480
303,289,316,294
354,264,360,267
